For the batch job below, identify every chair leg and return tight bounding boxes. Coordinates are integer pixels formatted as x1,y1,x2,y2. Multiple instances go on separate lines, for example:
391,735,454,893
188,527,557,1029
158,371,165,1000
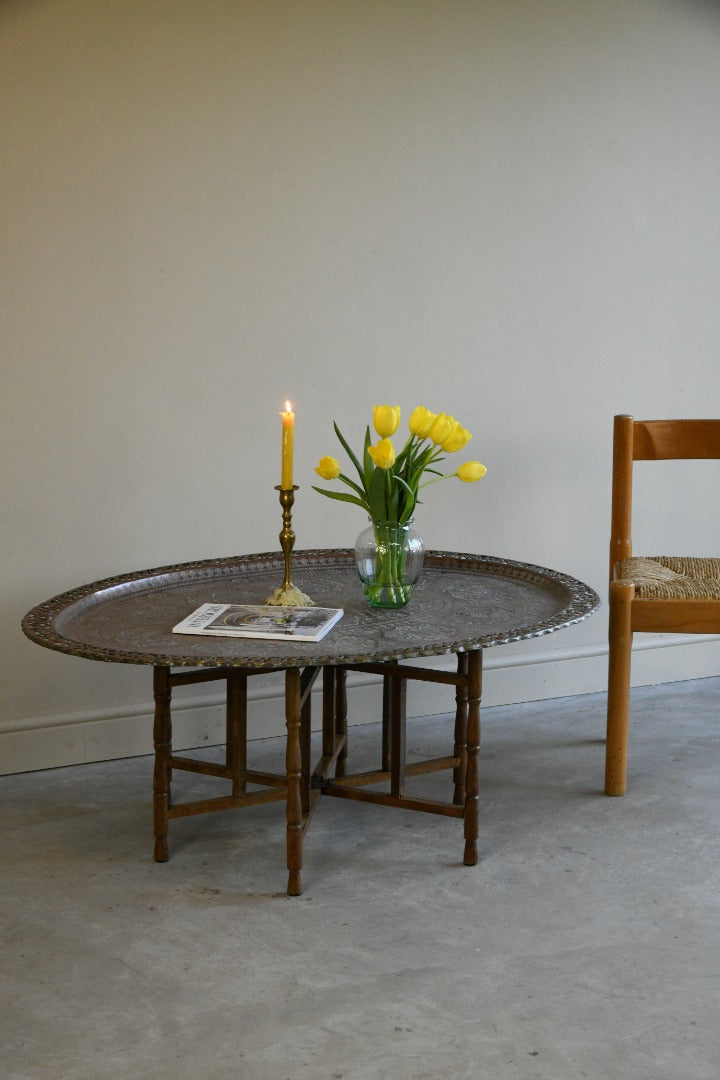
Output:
605,580,634,796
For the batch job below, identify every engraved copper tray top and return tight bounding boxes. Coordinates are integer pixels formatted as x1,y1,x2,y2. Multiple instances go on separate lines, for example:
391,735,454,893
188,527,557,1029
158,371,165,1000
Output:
22,550,599,670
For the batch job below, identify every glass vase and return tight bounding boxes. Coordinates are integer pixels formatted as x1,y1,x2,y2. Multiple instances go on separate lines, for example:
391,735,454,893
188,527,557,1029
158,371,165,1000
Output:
354,519,425,609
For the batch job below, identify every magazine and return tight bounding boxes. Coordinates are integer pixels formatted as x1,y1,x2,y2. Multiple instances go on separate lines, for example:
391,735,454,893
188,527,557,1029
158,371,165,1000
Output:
172,603,344,642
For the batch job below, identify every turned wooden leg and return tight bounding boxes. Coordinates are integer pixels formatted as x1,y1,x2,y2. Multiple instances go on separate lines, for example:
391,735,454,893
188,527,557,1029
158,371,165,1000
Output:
335,666,348,778
463,650,482,866
453,652,469,806
226,670,247,798
389,674,407,799
300,679,312,815
152,666,172,862
381,674,391,772
285,668,303,895
322,667,336,760
605,580,634,796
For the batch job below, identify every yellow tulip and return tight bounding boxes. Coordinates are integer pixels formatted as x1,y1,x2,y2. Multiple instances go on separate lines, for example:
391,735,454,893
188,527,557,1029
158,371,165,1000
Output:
441,423,472,453
373,404,401,438
368,438,396,470
408,406,436,438
428,412,456,446
315,456,342,480
456,461,487,483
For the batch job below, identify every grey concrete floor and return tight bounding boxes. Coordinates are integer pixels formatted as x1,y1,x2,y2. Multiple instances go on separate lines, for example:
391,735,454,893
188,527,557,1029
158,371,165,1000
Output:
2,678,719,1080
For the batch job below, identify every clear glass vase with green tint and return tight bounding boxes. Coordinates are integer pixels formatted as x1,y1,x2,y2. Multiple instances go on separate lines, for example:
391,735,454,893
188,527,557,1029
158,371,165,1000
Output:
354,519,424,609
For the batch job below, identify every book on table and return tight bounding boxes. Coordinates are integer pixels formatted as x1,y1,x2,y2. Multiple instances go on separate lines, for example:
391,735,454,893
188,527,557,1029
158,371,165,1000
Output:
172,603,344,642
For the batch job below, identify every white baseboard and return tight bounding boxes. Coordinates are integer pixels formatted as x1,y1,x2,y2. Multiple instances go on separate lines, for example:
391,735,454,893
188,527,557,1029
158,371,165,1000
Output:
2,635,719,775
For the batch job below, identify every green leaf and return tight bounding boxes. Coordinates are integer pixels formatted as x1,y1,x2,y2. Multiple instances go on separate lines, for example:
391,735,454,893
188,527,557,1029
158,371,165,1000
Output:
367,466,389,521
395,474,416,523
338,473,367,499
393,434,415,470
363,426,373,491
311,486,368,510
395,473,416,498
333,422,365,485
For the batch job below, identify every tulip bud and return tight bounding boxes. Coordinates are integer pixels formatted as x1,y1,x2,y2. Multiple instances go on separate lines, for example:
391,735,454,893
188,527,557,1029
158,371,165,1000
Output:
408,406,436,438
315,456,342,480
441,423,472,453
456,462,487,483
428,412,456,446
373,404,401,438
368,438,397,470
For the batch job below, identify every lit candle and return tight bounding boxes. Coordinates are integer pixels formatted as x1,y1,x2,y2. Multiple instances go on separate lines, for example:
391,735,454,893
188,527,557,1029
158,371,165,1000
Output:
280,400,295,489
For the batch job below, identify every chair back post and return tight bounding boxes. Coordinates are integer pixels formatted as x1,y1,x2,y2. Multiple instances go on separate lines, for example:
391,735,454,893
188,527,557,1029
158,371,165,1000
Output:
609,414,635,580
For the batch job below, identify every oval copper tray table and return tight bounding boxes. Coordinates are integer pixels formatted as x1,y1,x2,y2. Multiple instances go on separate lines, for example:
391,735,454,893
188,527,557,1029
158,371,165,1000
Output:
23,549,599,894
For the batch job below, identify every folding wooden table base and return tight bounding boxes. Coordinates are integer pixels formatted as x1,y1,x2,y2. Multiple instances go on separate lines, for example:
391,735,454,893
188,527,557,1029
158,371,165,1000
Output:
151,651,482,896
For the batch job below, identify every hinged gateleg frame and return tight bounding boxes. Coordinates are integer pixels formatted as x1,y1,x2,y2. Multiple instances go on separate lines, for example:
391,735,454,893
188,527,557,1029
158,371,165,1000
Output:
152,649,483,893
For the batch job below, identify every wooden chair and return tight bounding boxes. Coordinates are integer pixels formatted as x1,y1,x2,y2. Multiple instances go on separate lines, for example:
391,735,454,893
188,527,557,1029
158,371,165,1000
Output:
605,415,720,795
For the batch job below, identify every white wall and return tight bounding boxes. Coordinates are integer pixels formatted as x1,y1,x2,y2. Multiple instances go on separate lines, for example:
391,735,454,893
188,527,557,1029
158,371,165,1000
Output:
3,0,720,773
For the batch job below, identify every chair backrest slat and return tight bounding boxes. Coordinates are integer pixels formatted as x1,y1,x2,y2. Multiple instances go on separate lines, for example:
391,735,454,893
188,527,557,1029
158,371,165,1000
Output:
633,419,720,460
609,414,720,579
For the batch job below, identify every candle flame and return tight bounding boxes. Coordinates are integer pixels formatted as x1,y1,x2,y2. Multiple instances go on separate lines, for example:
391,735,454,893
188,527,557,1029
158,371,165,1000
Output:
284,400,293,413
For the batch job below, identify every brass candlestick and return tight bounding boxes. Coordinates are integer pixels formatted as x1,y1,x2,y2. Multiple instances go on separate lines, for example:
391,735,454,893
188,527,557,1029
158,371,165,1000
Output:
266,486,314,606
